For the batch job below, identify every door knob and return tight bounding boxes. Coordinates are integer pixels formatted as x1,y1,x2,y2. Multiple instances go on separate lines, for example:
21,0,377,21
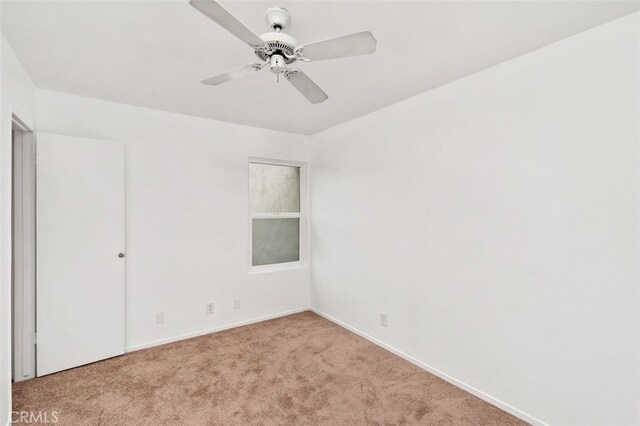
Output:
118,253,125,258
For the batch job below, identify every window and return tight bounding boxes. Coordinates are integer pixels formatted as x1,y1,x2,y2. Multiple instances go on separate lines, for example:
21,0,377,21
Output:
249,159,305,271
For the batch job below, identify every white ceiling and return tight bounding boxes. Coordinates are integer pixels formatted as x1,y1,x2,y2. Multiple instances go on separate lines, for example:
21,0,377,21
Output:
2,1,639,135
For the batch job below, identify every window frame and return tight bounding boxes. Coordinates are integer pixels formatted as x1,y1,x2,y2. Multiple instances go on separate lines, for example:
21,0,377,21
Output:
248,157,306,273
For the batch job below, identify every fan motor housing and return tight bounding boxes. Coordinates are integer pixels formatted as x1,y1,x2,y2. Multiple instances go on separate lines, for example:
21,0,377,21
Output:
255,32,299,64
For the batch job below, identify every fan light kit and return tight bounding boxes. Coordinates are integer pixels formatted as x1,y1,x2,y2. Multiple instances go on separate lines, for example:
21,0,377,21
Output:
190,0,377,103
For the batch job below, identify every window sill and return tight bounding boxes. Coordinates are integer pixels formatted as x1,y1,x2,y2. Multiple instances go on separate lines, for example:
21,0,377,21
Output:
249,261,307,275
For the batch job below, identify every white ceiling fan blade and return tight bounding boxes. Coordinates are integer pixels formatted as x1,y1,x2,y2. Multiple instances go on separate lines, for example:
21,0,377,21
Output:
285,69,328,104
298,31,377,61
190,0,268,50
201,63,263,85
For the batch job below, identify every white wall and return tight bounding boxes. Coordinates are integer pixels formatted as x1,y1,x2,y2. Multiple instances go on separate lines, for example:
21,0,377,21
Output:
36,91,311,352
1,36,37,426
311,12,640,426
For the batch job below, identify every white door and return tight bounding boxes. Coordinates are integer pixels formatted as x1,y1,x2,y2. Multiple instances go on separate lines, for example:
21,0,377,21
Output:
36,133,125,376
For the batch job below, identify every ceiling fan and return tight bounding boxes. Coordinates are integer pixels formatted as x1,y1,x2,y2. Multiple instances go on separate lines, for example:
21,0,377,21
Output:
189,0,377,104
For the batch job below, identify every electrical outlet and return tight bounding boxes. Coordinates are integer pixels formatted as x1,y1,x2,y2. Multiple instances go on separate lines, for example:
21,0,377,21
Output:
233,299,241,310
156,312,165,324
379,312,388,327
206,303,215,315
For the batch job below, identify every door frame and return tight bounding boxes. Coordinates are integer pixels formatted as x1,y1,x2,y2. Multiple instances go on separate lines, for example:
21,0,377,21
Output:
11,115,36,381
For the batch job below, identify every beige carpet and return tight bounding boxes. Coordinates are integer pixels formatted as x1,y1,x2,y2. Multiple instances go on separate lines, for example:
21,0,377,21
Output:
13,311,526,425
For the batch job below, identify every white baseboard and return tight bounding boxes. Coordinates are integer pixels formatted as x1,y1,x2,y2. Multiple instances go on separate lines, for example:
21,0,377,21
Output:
125,306,310,353
310,307,548,426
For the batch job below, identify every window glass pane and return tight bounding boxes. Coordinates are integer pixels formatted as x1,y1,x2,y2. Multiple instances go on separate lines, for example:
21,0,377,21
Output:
252,218,299,266
250,163,300,213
